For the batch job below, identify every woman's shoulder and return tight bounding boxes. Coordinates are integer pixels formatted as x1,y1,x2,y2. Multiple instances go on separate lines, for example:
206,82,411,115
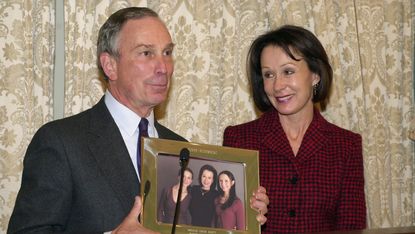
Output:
316,111,361,141
323,120,362,143
224,110,277,135
227,198,243,211
224,118,261,133
233,197,243,205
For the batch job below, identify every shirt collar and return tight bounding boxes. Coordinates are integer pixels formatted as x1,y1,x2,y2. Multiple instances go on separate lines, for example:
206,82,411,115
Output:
104,90,156,136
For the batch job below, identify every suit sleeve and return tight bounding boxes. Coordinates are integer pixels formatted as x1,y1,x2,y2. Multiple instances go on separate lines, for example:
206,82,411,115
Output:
8,125,73,233
335,134,367,230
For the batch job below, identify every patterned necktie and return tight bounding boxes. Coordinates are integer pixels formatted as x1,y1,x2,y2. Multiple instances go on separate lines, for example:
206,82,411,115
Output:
137,118,149,176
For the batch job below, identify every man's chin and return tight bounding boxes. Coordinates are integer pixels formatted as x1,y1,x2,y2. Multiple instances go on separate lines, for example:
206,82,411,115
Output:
149,95,167,105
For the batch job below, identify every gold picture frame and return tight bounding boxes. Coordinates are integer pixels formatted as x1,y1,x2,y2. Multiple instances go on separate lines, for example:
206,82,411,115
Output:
141,137,260,234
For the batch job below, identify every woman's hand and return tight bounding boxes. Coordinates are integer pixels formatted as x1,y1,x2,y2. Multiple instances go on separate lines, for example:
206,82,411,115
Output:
250,186,269,225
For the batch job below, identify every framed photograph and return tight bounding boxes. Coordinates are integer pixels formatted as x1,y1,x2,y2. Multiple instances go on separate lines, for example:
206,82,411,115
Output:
141,137,260,234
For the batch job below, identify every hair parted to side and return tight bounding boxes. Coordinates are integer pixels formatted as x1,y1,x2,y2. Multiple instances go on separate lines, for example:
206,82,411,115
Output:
247,24,333,112
96,7,160,80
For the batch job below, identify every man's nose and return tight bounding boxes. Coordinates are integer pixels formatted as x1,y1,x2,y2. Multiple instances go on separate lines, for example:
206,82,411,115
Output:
154,56,168,74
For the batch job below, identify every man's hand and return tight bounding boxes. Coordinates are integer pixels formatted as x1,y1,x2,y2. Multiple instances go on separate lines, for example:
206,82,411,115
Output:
112,196,160,234
250,186,269,225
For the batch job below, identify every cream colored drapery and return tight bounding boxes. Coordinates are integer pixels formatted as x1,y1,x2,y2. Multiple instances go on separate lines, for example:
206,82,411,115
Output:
0,0,414,232
0,0,55,231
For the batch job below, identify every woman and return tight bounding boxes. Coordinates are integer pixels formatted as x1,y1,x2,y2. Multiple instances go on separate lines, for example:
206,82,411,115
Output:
214,170,245,230
157,167,193,225
223,25,366,233
189,164,219,227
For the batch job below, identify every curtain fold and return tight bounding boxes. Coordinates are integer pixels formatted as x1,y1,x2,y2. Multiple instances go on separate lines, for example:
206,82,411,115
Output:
0,0,414,232
353,0,414,227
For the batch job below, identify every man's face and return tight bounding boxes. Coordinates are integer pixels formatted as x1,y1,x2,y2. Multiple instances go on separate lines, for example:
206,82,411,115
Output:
101,17,174,117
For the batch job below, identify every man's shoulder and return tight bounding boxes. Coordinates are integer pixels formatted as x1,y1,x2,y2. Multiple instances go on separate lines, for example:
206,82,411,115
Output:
37,99,108,136
48,101,101,124
155,122,187,142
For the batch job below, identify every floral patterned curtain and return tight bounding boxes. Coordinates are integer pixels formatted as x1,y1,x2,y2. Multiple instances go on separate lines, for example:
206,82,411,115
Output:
0,0,54,231
0,0,413,232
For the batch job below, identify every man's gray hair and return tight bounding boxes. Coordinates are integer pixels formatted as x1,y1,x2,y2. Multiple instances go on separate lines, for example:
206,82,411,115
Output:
96,7,159,80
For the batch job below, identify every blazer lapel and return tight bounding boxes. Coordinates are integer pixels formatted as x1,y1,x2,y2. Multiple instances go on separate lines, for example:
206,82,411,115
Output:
87,98,140,212
259,111,294,157
295,111,328,165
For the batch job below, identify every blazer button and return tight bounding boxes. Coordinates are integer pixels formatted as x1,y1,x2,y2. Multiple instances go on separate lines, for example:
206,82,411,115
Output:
289,177,298,184
289,210,296,217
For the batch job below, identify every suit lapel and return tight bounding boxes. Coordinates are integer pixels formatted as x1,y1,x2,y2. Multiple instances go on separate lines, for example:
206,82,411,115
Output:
154,120,187,141
87,98,139,213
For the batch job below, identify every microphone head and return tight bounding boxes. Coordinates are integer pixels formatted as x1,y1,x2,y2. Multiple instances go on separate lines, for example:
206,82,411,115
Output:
144,180,151,195
143,180,151,209
179,148,190,166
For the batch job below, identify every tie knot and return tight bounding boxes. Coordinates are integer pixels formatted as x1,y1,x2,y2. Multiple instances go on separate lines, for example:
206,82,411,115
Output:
139,118,149,137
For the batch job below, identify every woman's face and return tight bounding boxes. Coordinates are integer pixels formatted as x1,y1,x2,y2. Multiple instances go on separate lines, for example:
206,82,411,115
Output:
182,170,193,188
260,45,320,117
201,170,214,190
218,174,234,193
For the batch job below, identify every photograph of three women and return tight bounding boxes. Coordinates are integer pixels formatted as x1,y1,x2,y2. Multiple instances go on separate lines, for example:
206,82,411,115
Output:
156,153,247,231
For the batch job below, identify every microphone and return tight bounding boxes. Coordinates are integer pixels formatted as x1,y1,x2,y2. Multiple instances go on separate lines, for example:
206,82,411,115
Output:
143,180,151,207
172,148,190,234
179,148,190,168
140,180,151,223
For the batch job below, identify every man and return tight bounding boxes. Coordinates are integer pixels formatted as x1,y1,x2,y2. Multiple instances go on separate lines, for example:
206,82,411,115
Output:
8,7,267,233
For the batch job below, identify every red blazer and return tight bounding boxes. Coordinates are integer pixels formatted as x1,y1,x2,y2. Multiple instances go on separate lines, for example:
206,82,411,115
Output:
223,109,366,233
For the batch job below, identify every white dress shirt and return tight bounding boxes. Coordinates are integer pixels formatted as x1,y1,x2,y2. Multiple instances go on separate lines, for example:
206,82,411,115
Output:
104,90,158,182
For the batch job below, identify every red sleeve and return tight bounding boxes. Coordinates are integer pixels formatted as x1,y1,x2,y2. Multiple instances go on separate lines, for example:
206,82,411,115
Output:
335,135,367,230
223,126,236,147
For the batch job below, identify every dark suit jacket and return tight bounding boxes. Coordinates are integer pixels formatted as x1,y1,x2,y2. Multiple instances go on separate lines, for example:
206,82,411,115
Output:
223,109,366,233
8,97,186,233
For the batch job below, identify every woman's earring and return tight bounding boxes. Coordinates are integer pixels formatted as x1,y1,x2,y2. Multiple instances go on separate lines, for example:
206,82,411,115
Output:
313,82,320,97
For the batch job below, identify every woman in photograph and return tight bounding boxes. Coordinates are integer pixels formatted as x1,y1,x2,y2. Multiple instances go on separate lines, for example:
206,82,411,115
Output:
189,164,219,227
157,167,193,225
214,170,245,230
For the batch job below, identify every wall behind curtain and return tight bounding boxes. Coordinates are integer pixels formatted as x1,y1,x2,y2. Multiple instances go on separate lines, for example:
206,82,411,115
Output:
0,0,414,233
